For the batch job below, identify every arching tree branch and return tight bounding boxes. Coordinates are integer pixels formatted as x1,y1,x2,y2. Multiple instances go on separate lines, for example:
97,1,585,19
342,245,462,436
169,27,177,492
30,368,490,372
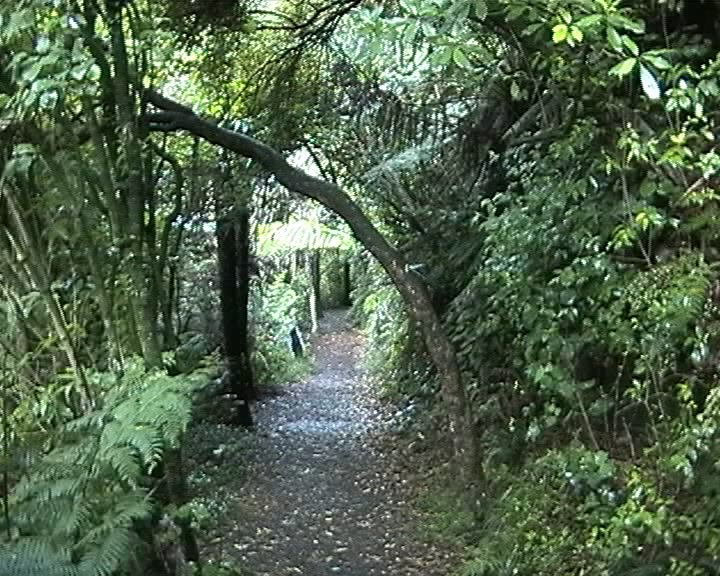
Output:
142,89,485,506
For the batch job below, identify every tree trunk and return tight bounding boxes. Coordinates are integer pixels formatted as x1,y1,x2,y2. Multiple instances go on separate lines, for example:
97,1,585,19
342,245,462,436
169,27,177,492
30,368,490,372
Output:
307,252,319,333
162,263,177,350
144,92,484,504
108,4,163,369
235,203,256,401
342,258,352,307
216,207,254,427
311,251,323,319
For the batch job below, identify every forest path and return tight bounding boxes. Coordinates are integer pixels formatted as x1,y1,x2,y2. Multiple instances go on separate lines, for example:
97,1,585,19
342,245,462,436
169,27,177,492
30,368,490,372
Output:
190,309,460,576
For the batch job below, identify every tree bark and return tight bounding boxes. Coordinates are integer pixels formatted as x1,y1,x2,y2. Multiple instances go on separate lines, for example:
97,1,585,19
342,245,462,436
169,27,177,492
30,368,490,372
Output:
216,205,254,428
144,91,484,503
342,258,352,307
311,251,323,319
307,252,319,333
235,202,257,401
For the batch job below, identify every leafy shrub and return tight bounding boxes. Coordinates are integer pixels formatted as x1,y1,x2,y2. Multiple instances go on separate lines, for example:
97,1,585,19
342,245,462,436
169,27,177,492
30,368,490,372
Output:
352,258,437,400
251,279,312,386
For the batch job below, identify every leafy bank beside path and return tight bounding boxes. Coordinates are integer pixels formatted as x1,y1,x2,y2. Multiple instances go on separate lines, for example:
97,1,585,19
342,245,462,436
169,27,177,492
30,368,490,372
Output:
187,310,460,576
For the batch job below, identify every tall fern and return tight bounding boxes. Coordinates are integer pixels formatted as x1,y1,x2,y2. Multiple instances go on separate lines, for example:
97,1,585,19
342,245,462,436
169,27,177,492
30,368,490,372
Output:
2,359,208,576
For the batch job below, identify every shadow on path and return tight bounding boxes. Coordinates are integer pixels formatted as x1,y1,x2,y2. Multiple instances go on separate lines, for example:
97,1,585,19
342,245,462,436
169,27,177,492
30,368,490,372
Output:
193,309,459,576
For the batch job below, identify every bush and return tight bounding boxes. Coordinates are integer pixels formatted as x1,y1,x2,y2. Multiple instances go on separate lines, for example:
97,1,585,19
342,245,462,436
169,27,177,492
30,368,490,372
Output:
251,279,312,387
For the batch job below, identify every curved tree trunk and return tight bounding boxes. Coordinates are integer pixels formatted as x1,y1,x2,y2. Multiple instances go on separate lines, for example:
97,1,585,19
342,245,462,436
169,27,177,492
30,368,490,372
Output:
143,91,484,503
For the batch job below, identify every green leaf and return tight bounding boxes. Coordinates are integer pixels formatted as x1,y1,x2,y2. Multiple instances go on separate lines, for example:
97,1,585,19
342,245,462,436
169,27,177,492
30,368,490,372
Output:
552,24,568,43
403,20,418,44
576,14,602,28
570,26,583,43
22,61,43,83
452,47,471,68
609,57,637,77
622,35,639,56
643,54,671,70
35,36,51,54
435,45,455,65
607,26,622,51
635,210,650,230
367,38,383,55
639,64,661,100
608,14,645,34
473,0,488,20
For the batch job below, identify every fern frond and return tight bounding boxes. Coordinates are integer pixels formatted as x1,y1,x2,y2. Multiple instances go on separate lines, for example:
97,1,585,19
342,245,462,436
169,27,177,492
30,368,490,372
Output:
77,526,135,576
124,425,164,471
12,496,74,534
103,492,153,530
0,539,78,576
64,410,108,434
6,365,207,576
14,476,86,503
257,219,353,256
52,499,94,539
100,444,141,487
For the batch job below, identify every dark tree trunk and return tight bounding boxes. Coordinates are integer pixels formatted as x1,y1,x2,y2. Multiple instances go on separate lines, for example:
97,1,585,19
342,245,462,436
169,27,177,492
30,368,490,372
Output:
216,210,253,428
342,259,352,306
235,203,256,400
162,263,177,350
311,251,323,318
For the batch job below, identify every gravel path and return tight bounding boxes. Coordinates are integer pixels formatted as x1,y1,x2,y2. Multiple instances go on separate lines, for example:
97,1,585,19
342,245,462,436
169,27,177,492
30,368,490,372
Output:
192,309,460,576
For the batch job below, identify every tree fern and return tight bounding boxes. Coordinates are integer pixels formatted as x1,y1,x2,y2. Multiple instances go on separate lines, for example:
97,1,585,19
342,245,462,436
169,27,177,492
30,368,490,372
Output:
257,219,353,256
52,499,93,540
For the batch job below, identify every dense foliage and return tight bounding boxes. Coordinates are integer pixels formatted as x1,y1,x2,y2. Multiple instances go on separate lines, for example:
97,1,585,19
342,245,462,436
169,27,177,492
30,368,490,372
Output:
351,1,720,574
4,0,720,574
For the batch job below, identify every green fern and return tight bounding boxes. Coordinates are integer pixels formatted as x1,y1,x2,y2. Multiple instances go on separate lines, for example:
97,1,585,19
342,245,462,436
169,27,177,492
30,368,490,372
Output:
257,219,353,255
5,360,208,576
77,526,136,576
0,539,78,576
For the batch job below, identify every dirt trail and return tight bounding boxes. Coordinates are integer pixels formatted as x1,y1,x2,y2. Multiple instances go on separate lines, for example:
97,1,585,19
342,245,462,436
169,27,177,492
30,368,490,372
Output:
191,309,460,576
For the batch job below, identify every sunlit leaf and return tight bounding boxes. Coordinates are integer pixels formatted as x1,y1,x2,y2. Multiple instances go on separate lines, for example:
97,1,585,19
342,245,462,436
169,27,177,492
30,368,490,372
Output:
607,26,622,51
402,20,418,44
639,64,661,99
473,0,488,20
576,14,602,28
552,24,568,43
622,35,639,56
643,54,671,70
609,57,637,77
452,47,471,69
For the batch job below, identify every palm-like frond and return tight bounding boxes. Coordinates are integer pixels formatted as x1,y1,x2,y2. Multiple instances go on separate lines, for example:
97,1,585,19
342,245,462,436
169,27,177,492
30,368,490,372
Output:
257,219,353,255
0,539,78,576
